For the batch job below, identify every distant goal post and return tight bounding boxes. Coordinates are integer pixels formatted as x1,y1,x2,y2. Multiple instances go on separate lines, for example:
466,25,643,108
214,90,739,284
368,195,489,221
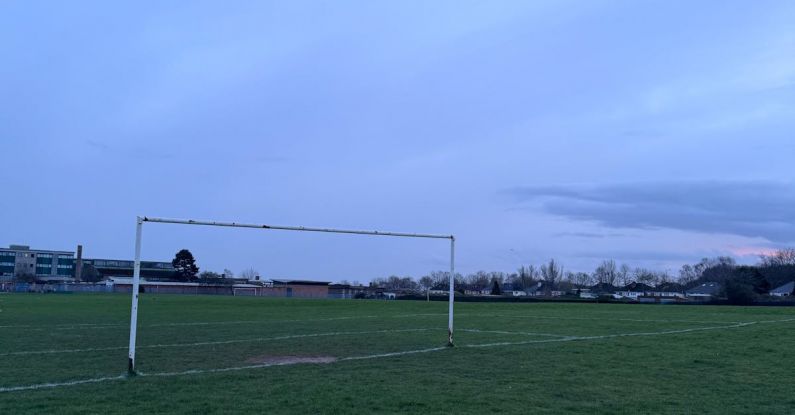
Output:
232,287,258,296
127,216,456,374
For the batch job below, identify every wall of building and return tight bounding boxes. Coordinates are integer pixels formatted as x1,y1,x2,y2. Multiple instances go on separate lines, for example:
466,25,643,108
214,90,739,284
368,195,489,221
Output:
83,258,174,279
0,246,74,279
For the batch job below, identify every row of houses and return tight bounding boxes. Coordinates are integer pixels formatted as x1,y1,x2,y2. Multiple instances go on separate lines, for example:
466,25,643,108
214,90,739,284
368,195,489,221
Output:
440,280,795,302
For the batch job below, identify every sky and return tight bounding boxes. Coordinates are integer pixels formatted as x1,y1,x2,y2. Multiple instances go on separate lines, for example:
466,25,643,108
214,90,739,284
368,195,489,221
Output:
1,1,794,281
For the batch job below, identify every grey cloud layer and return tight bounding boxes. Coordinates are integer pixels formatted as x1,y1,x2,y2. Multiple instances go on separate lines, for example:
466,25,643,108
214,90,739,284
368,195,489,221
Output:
506,181,795,244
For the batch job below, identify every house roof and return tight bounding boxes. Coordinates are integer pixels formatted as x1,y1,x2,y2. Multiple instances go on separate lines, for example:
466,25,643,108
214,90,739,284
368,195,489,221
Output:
590,283,619,293
654,282,685,292
269,279,330,286
770,281,795,295
621,282,655,292
502,283,518,291
528,281,559,291
686,282,721,296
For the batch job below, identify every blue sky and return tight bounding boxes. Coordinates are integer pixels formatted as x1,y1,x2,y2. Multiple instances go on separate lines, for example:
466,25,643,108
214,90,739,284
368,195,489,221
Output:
1,1,793,281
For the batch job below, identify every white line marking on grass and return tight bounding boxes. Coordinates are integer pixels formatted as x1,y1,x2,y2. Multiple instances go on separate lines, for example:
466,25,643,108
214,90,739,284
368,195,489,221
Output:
0,375,127,393
0,328,441,357
338,347,449,362
458,328,568,338
461,321,759,349
7,315,387,331
2,313,448,331
139,345,451,378
3,317,793,393
756,317,795,324
393,313,448,318
470,314,747,325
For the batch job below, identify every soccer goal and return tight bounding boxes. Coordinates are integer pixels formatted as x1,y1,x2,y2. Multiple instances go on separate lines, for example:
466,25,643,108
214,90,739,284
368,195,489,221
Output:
232,287,258,296
126,216,456,374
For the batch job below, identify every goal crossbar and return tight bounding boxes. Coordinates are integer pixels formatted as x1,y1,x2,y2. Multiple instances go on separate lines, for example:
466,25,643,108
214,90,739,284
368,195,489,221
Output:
127,216,456,374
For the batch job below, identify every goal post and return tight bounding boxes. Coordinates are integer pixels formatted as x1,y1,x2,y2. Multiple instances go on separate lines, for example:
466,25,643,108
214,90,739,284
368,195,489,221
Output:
127,216,456,375
232,287,258,296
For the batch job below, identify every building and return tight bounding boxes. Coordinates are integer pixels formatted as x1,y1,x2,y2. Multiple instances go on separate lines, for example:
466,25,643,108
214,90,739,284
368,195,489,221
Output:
500,283,527,297
646,282,686,299
0,245,75,282
81,258,174,279
769,281,794,297
109,277,254,296
268,279,330,298
686,282,721,300
328,284,367,299
1,243,175,282
616,282,655,300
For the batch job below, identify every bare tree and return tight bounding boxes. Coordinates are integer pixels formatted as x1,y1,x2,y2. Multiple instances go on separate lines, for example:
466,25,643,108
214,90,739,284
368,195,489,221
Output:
540,259,563,296
465,271,492,290
517,265,538,292
418,275,434,291
678,264,699,286
633,267,656,286
240,268,258,281
656,270,672,285
760,248,795,267
618,263,631,286
593,260,617,286
569,272,592,287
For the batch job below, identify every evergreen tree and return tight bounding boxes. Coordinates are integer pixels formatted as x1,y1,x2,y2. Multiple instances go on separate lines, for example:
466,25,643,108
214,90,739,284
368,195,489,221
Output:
490,279,502,295
172,249,199,281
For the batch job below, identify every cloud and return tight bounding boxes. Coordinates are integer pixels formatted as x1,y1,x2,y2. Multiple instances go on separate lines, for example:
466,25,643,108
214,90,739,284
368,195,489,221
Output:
553,231,630,239
504,181,795,244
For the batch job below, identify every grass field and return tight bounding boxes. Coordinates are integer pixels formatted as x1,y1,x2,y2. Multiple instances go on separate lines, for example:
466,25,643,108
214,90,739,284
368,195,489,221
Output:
1,293,793,414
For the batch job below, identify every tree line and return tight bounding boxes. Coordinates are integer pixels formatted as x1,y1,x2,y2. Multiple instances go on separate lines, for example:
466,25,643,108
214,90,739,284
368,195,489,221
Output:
367,249,795,300
117,247,795,304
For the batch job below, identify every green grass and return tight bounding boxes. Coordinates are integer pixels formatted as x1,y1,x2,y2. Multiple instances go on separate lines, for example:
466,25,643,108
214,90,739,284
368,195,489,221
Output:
0,293,793,414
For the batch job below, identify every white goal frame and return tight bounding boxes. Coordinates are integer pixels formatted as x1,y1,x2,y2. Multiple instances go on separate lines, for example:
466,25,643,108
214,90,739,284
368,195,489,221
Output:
127,216,456,374
232,287,259,296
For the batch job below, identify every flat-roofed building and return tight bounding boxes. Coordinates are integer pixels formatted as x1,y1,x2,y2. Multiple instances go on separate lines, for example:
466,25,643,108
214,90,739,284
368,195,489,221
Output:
82,258,175,279
0,244,174,282
268,279,330,298
0,245,75,281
